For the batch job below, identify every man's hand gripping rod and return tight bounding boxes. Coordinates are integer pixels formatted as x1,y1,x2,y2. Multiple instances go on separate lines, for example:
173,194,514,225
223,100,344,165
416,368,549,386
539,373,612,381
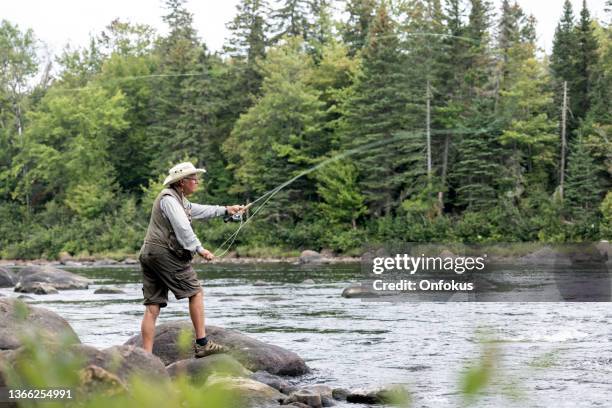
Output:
223,202,252,223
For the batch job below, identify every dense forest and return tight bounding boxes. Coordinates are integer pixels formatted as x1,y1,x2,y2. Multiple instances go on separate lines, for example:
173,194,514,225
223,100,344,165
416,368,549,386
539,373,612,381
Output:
0,0,610,259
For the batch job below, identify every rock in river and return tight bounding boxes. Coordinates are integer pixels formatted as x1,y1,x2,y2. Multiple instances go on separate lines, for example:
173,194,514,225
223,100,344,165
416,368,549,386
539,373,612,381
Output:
166,354,250,385
125,321,309,376
14,282,59,295
0,298,80,351
0,267,15,287
12,265,91,290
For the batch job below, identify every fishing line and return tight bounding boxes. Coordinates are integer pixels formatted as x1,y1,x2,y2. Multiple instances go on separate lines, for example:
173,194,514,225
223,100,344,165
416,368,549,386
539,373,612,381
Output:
213,124,499,257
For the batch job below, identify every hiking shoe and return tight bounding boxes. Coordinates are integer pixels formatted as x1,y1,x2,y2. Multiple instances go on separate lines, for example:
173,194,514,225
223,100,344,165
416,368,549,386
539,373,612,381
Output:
193,339,227,358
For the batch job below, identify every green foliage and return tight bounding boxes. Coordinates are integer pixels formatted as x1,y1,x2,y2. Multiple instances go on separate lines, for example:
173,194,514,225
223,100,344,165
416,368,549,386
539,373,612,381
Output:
600,191,612,238
1,315,241,408
315,160,366,228
225,38,324,217
0,0,610,259
564,136,604,219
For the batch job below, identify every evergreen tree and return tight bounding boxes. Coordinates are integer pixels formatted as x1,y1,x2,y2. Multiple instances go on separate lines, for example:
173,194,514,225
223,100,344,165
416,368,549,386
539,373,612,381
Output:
342,3,424,216
451,0,504,211
573,0,599,121
464,0,494,95
225,0,269,62
269,0,311,41
307,0,335,59
225,0,268,98
550,0,580,131
149,0,212,173
588,0,611,123
564,136,603,218
342,0,377,56
315,160,366,228
225,38,325,218
551,0,577,84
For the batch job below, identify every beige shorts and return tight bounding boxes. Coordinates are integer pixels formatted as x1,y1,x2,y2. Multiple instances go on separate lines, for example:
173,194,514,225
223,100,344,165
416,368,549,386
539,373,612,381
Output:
139,243,201,307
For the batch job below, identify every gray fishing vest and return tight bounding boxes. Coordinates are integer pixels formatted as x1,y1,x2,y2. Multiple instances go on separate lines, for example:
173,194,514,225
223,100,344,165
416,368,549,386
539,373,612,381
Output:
143,187,193,261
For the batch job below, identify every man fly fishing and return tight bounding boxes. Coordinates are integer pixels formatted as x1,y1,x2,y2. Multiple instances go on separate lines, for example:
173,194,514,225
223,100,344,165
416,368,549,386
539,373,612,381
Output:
139,162,246,358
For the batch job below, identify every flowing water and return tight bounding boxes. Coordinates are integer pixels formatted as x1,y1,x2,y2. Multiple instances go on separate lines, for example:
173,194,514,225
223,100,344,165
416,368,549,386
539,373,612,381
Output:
2,262,611,407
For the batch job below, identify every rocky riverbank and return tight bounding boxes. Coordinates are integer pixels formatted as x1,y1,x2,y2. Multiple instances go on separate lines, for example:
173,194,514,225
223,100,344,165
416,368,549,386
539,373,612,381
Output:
0,296,408,407
0,249,361,269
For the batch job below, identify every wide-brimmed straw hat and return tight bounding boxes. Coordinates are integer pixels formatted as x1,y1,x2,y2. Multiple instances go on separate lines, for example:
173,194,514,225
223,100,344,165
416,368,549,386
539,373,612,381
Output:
163,162,206,186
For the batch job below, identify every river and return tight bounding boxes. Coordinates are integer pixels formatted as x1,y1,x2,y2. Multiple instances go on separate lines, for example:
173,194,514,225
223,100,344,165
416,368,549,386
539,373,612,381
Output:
1,262,611,407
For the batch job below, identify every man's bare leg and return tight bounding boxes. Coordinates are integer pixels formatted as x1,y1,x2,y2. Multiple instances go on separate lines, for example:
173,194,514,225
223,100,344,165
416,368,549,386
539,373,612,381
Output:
141,304,160,353
189,289,206,339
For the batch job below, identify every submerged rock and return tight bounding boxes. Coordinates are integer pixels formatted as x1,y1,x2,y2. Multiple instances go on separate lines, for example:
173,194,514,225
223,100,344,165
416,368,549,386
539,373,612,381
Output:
14,282,59,295
331,387,349,401
346,385,410,405
341,284,379,298
124,321,309,376
93,287,125,294
250,370,297,395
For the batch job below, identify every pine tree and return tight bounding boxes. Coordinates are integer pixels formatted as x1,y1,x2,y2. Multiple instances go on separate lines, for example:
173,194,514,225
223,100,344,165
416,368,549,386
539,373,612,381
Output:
225,38,325,218
269,0,311,42
225,0,269,63
451,0,504,211
315,160,367,228
342,0,377,56
551,0,577,84
564,136,603,218
307,0,335,59
341,3,425,216
148,0,210,172
588,0,611,123
550,0,580,132
399,0,447,209
573,0,599,121
464,0,494,95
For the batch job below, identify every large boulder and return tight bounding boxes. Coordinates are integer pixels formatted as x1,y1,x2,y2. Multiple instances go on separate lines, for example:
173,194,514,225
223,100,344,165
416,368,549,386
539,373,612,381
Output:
125,321,309,376
12,266,92,290
69,344,168,383
205,374,286,408
0,267,15,287
166,354,250,385
0,298,80,350
78,365,128,397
